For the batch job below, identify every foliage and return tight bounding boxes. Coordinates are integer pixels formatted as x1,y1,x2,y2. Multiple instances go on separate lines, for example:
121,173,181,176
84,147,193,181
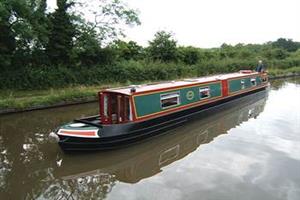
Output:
111,40,144,60
46,0,76,65
0,0,140,68
268,66,300,78
178,46,201,65
272,38,300,52
72,0,140,44
0,1,300,92
148,31,178,62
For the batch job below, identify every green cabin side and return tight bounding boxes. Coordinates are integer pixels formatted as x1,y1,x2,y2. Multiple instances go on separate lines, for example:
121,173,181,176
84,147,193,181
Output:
133,82,222,118
228,75,262,94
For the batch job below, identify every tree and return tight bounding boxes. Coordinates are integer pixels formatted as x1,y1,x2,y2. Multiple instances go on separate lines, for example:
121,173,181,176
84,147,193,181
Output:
179,46,200,65
0,0,141,67
0,11,15,68
148,31,178,62
0,0,27,68
263,48,288,60
0,0,49,68
272,38,300,52
66,0,141,65
111,40,143,60
73,0,140,45
219,43,237,58
46,0,76,65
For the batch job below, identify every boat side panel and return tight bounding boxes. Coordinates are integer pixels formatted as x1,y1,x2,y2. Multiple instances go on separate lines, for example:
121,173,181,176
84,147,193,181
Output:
256,76,262,85
133,82,222,118
229,75,262,94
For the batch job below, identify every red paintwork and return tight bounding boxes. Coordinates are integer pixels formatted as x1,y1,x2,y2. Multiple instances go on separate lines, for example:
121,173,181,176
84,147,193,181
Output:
60,130,97,136
222,80,229,97
99,92,135,124
99,92,109,124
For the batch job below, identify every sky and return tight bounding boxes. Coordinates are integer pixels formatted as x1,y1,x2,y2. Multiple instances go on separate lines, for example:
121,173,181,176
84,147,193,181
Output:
47,0,300,48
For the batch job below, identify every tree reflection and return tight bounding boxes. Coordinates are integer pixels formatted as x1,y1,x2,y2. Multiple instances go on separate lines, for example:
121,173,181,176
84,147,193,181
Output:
0,103,99,199
0,91,268,199
38,173,116,200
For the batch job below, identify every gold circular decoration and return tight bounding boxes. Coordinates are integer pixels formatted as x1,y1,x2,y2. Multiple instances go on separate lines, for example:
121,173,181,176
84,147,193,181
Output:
186,91,194,100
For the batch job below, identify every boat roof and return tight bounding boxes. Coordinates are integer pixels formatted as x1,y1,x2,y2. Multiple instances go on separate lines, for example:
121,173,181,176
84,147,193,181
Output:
104,71,260,95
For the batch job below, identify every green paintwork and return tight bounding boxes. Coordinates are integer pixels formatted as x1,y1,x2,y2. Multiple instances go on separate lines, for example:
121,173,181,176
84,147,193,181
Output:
134,82,222,117
229,76,262,93
256,76,262,85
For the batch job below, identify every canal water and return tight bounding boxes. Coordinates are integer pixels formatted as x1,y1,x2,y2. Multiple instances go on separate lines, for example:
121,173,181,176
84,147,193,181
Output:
0,78,299,200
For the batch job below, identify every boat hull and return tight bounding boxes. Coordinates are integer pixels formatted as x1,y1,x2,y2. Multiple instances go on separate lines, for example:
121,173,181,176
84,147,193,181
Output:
58,86,268,151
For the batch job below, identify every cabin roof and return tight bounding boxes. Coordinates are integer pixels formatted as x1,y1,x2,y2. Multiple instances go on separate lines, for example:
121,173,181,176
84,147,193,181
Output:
104,71,260,95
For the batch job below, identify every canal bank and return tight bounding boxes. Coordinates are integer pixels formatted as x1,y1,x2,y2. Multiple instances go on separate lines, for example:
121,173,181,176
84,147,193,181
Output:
1,70,300,115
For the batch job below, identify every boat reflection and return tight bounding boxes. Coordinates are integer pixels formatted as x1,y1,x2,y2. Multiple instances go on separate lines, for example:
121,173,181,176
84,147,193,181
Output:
55,90,267,189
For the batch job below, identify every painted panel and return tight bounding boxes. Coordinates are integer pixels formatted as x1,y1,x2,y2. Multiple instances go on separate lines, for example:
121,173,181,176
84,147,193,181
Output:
229,76,262,93
134,82,221,117
229,79,243,93
229,77,249,93
244,78,252,88
256,76,262,85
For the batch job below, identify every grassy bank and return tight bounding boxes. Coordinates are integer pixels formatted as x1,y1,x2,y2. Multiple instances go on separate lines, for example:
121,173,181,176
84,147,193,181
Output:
0,85,115,113
268,66,300,78
1,67,299,114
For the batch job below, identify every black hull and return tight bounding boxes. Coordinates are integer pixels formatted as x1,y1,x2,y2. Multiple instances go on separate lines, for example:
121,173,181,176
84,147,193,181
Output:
58,87,268,151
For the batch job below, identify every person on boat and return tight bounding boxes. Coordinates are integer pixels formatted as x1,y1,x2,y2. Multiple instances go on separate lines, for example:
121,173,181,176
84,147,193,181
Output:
255,60,265,73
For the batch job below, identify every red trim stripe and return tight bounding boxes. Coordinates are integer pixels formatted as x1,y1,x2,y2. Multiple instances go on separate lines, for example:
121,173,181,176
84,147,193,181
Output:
59,130,97,136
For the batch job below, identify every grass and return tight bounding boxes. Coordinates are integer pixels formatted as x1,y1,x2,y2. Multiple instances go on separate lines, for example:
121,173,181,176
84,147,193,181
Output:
0,84,121,111
1,67,299,112
268,66,300,77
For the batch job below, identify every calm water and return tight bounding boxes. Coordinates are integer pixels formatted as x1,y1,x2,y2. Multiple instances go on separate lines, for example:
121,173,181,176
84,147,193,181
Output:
0,78,299,200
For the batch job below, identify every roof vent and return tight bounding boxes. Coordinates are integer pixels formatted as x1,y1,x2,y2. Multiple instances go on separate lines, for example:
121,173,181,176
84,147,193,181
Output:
130,87,136,93
239,70,253,74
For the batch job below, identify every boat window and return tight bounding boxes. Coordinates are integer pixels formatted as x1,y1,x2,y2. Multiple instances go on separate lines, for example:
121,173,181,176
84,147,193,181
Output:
199,87,210,99
161,92,180,109
111,95,118,124
124,96,131,121
103,95,108,117
251,78,256,86
241,80,245,89
101,93,132,124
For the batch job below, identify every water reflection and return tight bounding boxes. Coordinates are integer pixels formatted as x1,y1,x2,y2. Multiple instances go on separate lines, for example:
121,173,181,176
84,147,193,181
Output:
0,103,98,199
1,78,299,200
0,90,267,199
270,76,300,90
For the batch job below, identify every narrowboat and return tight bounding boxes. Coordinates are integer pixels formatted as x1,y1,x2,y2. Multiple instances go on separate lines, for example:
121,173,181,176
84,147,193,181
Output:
50,70,269,151
55,91,267,184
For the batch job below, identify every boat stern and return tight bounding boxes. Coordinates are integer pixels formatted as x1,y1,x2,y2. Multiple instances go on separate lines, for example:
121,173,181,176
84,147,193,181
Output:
49,122,103,151
56,122,100,138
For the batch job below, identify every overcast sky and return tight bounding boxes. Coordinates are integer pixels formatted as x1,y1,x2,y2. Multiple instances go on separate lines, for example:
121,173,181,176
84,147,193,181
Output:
48,0,300,48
